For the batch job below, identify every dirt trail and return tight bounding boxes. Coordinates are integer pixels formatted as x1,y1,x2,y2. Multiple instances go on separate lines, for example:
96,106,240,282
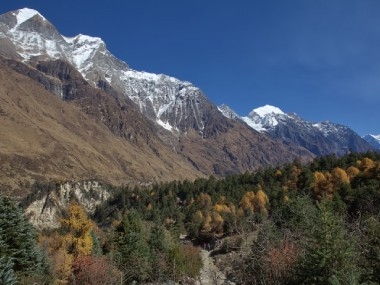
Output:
196,249,230,285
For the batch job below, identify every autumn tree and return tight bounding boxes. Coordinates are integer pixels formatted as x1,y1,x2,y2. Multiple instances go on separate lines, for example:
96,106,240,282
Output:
312,171,334,200
254,188,269,216
60,203,94,257
239,191,255,214
238,187,269,217
359,157,375,172
71,255,119,285
236,218,299,285
284,165,302,191
187,193,226,237
331,167,350,189
346,166,360,181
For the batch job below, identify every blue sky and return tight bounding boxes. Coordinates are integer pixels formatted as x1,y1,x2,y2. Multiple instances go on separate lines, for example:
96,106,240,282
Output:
1,1,380,135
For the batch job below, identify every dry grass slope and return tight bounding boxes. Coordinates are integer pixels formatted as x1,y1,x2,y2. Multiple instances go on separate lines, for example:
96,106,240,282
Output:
0,60,203,195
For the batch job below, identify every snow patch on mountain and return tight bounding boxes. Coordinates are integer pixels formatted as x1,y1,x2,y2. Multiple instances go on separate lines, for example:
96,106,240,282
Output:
217,104,239,120
240,104,288,132
241,117,267,132
251,105,284,117
370,134,380,141
362,134,380,149
12,8,44,29
63,34,104,71
157,119,174,131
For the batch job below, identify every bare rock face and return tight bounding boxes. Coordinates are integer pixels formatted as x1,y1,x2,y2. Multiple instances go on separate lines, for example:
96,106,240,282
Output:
24,181,110,230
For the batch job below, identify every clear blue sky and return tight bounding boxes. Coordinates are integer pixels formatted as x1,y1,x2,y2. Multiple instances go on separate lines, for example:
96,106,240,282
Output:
1,1,380,136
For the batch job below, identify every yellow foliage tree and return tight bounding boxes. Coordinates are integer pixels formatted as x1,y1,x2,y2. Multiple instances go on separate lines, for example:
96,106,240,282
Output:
372,162,380,180
60,203,94,257
254,188,269,215
331,167,350,190
312,171,334,200
360,157,374,171
285,166,301,191
210,211,224,233
52,249,74,285
214,196,235,215
202,213,213,232
239,191,255,213
196,193,213,210
346,166,360,181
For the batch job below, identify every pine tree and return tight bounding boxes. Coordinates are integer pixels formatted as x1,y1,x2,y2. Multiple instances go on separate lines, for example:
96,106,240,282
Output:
114,210,151,283
292,200,360,285
0,196,50,282
149,225,169,281
0,257,17,285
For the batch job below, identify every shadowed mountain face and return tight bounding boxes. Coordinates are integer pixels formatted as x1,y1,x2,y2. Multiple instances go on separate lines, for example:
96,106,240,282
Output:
0,8,315,193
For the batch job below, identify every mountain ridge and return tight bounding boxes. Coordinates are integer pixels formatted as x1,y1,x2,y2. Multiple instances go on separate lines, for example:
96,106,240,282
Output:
219,104,374,156
363,134,380,150
3,7,360,193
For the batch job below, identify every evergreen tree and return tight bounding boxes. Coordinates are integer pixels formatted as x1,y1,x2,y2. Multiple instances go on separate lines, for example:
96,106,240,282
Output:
0,257,17,285
292,200,360,285
114,210,151,283
360,215,380,284
149,225,169,281
0,196,50,283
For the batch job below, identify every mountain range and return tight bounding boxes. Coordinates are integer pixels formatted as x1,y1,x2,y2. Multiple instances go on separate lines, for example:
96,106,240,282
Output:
219,104,374,156
0,8,376,194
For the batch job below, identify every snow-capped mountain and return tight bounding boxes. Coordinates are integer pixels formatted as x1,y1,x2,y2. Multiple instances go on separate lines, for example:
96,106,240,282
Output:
363,134,380,150
0,8,210,134
220,104,374,156
0,7,315,181
242,105,288,132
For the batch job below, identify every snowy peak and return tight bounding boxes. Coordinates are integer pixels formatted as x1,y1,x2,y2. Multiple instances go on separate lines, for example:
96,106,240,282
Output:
218,103,373,156
0,8,46,32
1,8,106,68
242,104,289,132
63,34,106,52
0,8,69,61
249,104,285,117
12,8,45,28
369,134,380,140
0,8,210,134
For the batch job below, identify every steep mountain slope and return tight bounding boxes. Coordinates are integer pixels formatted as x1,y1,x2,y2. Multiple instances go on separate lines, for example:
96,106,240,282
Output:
219,104,374,156
363,134,380,150
0,8,314,191
0,57,203,195
0,8,209,134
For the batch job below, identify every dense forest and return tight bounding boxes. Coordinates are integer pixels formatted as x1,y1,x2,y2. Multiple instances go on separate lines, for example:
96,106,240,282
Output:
1,151,380,284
